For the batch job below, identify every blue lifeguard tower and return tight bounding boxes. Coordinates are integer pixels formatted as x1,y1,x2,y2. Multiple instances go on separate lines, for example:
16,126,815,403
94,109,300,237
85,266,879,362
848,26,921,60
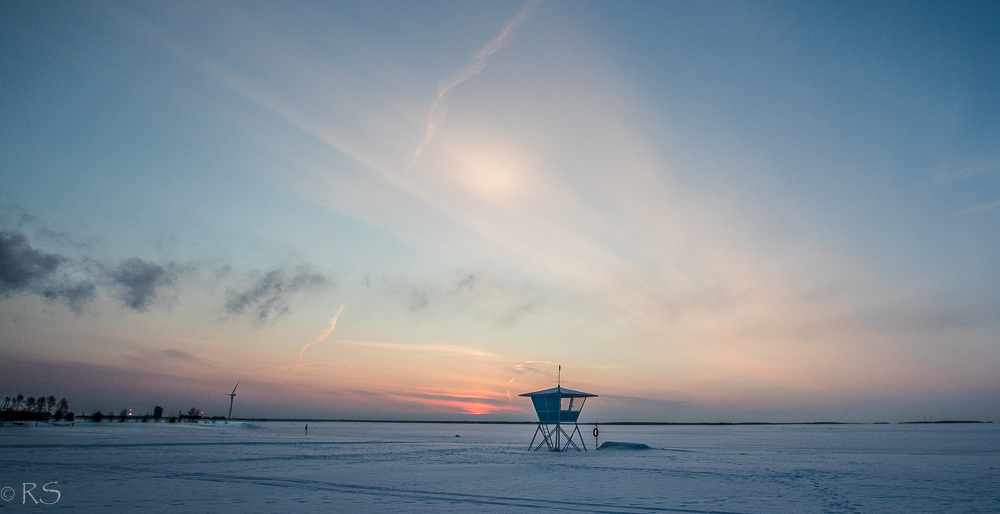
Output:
520,367,597,452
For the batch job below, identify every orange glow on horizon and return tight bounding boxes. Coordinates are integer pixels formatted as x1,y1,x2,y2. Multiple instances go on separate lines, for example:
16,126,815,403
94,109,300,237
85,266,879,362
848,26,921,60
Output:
387,394,525,415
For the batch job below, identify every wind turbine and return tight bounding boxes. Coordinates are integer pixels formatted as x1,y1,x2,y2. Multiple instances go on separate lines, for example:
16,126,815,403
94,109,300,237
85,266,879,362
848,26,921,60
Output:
227,381,239,420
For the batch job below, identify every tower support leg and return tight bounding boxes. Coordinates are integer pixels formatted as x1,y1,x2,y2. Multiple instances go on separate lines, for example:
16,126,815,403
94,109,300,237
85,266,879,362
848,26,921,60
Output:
528,422,589,452
529,423,557,451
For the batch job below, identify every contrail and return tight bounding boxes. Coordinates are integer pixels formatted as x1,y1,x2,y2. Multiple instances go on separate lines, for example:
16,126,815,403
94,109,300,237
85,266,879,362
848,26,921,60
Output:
508,359,552,384
282,303,345,376
412,0,541,164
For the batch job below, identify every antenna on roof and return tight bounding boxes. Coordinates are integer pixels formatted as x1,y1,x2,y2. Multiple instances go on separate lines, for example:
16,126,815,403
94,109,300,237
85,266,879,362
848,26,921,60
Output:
558,365,561,388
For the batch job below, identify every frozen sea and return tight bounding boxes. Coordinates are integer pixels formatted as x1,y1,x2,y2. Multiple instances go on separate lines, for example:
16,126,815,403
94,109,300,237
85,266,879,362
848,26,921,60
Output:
1,421,998,512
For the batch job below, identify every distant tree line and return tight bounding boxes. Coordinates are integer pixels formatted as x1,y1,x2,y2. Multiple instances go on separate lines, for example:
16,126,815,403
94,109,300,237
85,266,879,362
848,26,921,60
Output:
85,406,215,423
1,395,72,425
3,397,225,425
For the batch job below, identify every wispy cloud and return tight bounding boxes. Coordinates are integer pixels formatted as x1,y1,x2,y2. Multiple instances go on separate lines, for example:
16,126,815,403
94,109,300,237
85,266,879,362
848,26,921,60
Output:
386,388,522,415
508,360,552,383
274,6,999,406
411,0,541,163
364,271,542,327
283,303,346,376
342,340,496,357
109,257,183,312
224,266,331,322
96,1,387,175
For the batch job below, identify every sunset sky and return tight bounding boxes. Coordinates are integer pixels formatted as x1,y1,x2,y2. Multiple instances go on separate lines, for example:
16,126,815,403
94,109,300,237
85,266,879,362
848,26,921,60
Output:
3,0,999,422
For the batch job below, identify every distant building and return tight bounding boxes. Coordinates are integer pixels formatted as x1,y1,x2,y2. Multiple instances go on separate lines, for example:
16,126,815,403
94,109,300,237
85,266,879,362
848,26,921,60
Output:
153,406,163,419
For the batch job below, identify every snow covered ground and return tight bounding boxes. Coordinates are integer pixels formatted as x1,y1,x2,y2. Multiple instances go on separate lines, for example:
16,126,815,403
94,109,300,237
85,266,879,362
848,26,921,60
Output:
2,421,997,512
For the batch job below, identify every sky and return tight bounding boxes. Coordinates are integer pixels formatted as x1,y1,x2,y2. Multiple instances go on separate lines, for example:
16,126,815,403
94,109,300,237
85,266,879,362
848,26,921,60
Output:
2,0,999,422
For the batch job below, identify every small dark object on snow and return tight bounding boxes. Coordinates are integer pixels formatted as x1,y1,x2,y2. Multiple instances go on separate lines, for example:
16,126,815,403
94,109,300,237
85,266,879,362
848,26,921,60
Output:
598,441,652,450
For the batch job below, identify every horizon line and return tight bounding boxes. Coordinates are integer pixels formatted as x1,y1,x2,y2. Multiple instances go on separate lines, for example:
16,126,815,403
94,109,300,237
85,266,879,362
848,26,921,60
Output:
138,418,994,425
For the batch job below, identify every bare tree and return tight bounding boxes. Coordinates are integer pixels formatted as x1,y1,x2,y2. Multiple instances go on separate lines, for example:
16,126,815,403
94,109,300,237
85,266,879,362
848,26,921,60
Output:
32,395,45,426
54,398,69,420
0,397,10,426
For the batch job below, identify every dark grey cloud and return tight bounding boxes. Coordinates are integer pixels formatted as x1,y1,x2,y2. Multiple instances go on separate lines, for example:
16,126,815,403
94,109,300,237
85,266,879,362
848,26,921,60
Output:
0,230,96,313
225,266,331,321
0,230,175,313
0,231,65,293
109,257,182,312
41,282,98,314
2,209,335,322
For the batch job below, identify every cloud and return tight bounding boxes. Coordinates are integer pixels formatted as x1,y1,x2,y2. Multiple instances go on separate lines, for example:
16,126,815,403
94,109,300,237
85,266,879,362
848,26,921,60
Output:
368,271,542,328
508,360,553,383
412,0,542,163
1,218,331,320
342,340,496,357
455,273,477,293
0,230,96,313
109,257,182,312
374,274,432,312
1,228,179,313
97,2,386,175
161,349,199,363
40,282,97,314
224,266,332,321
499,302,535,327
283,303,346,376
386,388,523,415
122,348,228,371
0,204,82,247
0,231,65,293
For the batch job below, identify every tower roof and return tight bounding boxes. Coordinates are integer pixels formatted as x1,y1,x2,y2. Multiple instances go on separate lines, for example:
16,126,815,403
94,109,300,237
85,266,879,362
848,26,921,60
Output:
518,386,597,398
